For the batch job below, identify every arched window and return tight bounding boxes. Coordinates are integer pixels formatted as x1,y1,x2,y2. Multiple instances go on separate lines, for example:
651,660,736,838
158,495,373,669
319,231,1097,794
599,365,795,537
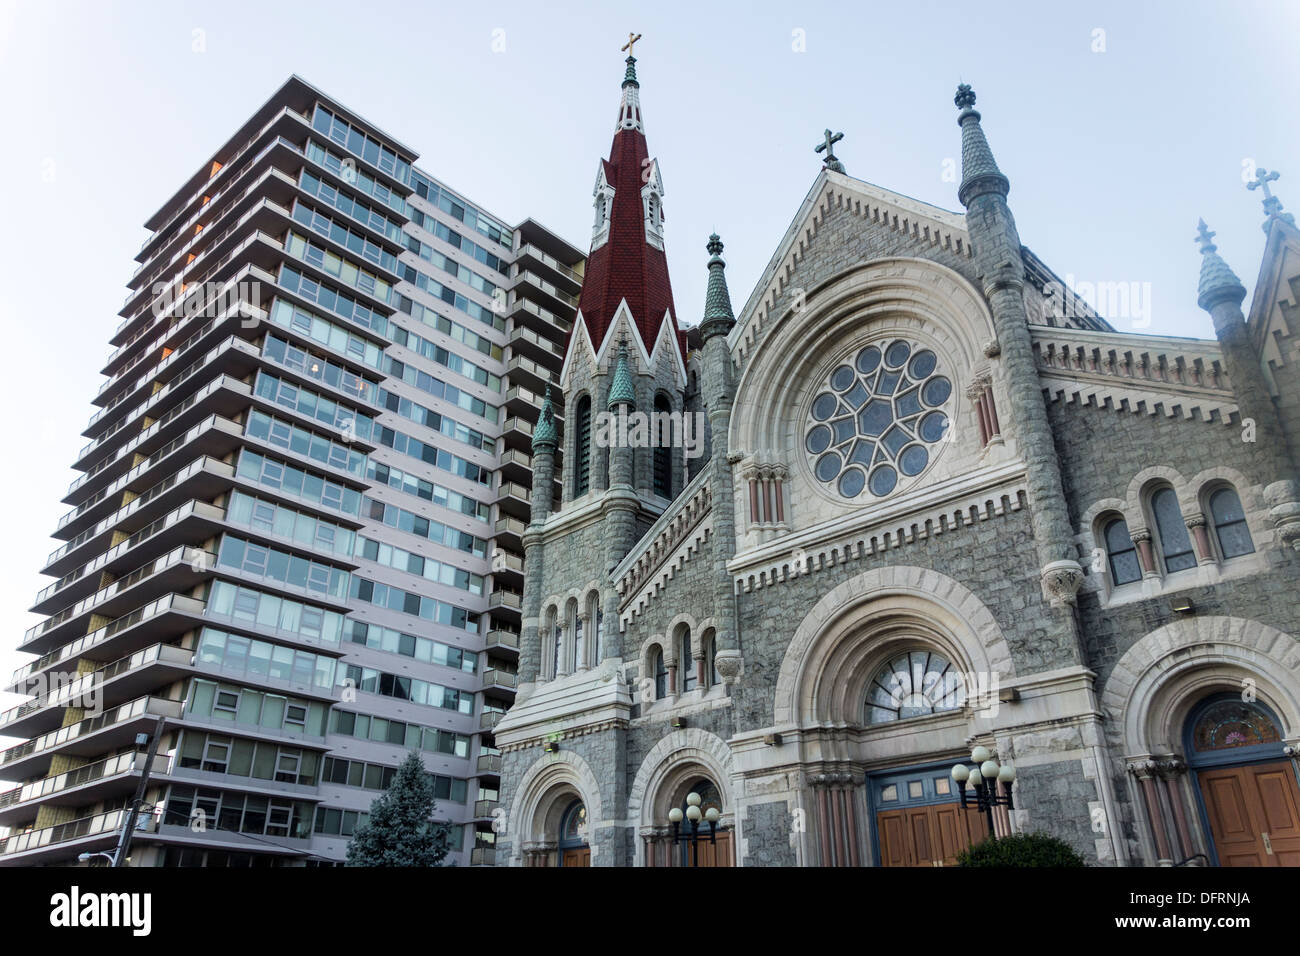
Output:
1151,487,1196,573
559,800,587,848
548,607,560,679
702,629,718,689
864,650,962,724
571,601,583,669
574,395,592,497
1184,694,1283,769
679,627,696,692
1209,487,1254,559
1103,516,1142,586
587,592,602,663
653,647,667,699
653,394,672,499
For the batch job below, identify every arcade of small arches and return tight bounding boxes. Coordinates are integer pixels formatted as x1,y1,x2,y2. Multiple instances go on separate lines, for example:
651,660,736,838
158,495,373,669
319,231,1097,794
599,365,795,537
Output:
1081,467,1269,602
539,589,605,680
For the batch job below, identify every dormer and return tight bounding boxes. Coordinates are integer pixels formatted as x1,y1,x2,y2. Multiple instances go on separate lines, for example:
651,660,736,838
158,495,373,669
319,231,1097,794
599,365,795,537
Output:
641,157,665,250
592,161,615,251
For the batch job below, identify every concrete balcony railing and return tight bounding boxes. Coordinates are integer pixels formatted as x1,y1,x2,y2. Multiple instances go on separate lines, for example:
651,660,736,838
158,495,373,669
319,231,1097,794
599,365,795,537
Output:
479,711,504,732
481,669,517,691
0,695,183,773
475,754,502,775
488,590,522,612
0,750,168,817
514,242,583,286
474,798,500,819
0,806,154,861
470,846,496,866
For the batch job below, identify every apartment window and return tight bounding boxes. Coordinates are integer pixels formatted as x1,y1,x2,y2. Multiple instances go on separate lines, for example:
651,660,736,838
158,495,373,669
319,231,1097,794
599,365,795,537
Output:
214,691,240,717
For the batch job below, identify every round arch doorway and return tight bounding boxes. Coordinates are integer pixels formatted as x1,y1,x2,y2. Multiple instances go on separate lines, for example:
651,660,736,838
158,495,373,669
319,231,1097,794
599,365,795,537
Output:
557,800,590,867
1186,694,1300,867
671,777,732,868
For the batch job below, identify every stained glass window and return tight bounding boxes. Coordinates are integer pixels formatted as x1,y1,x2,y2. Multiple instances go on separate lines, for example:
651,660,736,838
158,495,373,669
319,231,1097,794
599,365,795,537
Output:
1104,517,1142,585
1210,487,1254,559
806,340,952,499
864,650,963,724
1190,699,1281,752
1152,487,1196,572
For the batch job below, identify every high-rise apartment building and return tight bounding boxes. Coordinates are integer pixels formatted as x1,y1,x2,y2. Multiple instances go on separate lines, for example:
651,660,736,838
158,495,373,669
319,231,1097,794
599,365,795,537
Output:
0,76,582,867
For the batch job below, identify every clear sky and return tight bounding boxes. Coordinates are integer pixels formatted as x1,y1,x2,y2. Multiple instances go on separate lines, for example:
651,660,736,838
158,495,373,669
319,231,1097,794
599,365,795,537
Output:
0,0,1296,730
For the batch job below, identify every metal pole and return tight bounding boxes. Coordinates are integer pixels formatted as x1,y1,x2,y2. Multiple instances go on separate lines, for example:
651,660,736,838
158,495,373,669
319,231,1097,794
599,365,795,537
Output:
112,715,166,867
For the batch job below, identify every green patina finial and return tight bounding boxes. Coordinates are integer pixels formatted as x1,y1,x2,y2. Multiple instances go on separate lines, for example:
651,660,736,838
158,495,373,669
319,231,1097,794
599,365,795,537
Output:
607,336,636,409
532,384,559,451
702,233,735,334
1194,218,1247,311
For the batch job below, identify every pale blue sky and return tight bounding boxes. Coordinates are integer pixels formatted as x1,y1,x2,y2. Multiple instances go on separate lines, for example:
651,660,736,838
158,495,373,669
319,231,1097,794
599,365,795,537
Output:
0,0,1295,725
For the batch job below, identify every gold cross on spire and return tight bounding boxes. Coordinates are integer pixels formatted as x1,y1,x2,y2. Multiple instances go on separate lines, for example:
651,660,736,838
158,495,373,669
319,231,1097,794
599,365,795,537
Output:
622,32,642,56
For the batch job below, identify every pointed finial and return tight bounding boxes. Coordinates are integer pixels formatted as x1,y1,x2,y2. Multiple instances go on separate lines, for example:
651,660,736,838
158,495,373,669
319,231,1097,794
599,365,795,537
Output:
702,233,736,336
953,82,1008,207
1246,167,1295,232
1195,217,1247,312
1195,218,1217,253
607,334,636,409
621,32,642,87
954,84,977,110
532,384,559,451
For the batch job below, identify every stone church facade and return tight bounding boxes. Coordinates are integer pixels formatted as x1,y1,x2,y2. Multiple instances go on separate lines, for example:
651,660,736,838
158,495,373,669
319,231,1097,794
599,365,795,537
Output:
492,55,1300,867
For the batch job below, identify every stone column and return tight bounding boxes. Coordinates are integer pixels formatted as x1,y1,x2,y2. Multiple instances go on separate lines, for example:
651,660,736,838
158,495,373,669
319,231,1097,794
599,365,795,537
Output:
1129,759,1173,865
1157,757,1195,862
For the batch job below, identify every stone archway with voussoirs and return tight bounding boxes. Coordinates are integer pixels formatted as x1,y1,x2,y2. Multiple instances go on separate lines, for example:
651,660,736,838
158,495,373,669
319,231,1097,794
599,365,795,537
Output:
628,728,735,866
506,748,604,866
773,565,1016,727
1100,615,1300,757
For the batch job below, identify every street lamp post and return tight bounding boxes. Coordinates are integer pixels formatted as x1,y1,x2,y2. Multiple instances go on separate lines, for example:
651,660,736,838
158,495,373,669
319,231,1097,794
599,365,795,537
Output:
951,746,1016,835
667,792,724,867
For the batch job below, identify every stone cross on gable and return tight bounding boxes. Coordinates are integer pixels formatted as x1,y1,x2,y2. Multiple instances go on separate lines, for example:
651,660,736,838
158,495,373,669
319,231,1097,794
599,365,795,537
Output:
1247,166,1295,230
816,129,845,173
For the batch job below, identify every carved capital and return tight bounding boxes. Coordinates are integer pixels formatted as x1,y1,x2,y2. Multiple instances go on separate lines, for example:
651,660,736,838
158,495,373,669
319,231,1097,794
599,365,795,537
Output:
1184,512,1206,529
713,649,743,685
1040,559,1085,608
1129,527,1152,543
1126,758,1159,780
982,340,1002,358
1264,480,1300,551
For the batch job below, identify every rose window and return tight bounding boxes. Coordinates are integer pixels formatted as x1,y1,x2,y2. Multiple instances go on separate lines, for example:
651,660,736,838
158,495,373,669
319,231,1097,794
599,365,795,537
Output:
804,339,952,499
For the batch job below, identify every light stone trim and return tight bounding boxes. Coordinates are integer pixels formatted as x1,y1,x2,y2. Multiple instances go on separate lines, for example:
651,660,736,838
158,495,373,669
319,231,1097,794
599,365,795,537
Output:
1032,326,1239,426
506,748,604,865
731,173,974,366
626,727,736,865
732,480,1027,594
772,565,1016,726
1100,616,1300,757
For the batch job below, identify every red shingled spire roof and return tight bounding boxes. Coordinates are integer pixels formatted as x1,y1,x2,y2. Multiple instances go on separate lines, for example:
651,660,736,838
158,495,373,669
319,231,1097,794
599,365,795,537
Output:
575,55,683,361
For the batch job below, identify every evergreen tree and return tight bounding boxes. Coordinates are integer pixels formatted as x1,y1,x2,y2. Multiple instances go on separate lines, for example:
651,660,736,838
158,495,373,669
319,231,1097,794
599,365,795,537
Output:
346,750,452,866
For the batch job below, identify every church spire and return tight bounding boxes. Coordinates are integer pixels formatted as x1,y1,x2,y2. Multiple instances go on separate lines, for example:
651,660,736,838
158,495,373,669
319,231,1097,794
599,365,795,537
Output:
954,84,1010,207
575,40,681,363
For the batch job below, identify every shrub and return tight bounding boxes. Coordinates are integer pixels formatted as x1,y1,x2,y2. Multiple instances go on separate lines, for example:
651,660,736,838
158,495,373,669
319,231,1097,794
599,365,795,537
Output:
955,831,1086,867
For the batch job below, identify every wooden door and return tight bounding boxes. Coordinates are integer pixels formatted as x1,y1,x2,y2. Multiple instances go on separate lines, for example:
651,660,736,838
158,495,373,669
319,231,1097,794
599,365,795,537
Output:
1199,761,1300,867
876,804,989,866
691,831,732,867
561,847,590,867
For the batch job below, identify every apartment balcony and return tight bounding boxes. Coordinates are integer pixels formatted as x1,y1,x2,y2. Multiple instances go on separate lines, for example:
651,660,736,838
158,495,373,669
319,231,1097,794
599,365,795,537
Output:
503,384,563,425
505,355,557,396
487,589,522,624
494,480,531,522
469,846,496,866
52,456,235,574
493,516,526,551
0,695,183,782
0,643,193,739
490,550,523,590
475,753,502,776
512,268,578,313
508,323,566,367
481,669,517,692
20,545,217,656
509,294,573,338
484,630,520,658
63,415,243,528
7,593,207,695
479,710,505,732
0,806,154,866
0,750,169,828
497,447,534,486
473,798,500,819
514,242,583,290
31,500,226,615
